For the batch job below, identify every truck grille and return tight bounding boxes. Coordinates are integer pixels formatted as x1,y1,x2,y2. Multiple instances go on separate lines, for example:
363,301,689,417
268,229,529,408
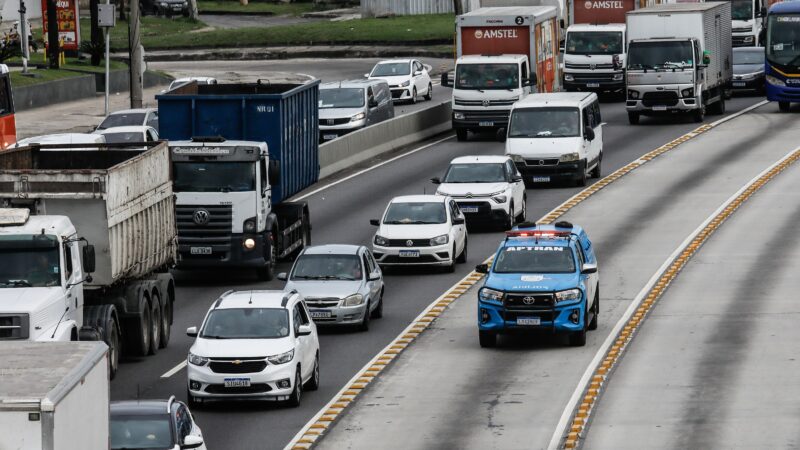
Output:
565,62,614,70
305,297,341,308
505,293,554,309
732,35,752,47
642,91,679,107
456,109,511,122
454,98,517,107
569,73,618,82
209,359,267,374
176,204,232,245
0,314,29,339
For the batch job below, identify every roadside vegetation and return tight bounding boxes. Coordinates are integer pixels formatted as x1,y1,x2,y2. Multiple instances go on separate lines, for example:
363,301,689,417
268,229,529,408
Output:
196,0,339,15
9,58,128,88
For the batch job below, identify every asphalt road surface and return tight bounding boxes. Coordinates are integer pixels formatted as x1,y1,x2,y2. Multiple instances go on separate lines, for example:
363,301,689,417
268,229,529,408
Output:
107,94,766,450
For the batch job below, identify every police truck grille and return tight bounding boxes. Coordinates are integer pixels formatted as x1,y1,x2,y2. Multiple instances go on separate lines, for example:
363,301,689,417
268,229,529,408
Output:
505,293,554,309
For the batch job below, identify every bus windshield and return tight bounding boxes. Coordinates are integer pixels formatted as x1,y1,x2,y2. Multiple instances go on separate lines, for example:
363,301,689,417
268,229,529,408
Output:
767,14,800,66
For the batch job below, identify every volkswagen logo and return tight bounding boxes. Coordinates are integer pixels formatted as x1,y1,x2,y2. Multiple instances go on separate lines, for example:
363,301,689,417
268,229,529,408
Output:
522,296,536,305
482,99,491,107
589,63,596,70
406,240,414,247
193,209,210,225
539,160,545,165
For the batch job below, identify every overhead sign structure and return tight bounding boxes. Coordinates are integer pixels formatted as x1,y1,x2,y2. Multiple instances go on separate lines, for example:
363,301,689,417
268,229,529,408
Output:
41,0,80,51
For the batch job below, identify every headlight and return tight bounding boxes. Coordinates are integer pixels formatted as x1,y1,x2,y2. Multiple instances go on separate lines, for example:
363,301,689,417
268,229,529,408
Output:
555,288,582,303
742,72,762,80
351,112,366,122
479,287,503,303
564,74,574,81
267,349,294,365
453,111,465,120
374,235,388,246
401,80,411,87
613,73,624,81
559,152,580,163
243,238,256,250
681,87,694,98
430,234,449,246
491,195,507,203
743,35,754,43
509,154,524,163
188,352,208,366
628,89,640,100
766,75,786,87
435,189,446,196
343,294,365,306
243,218,256,233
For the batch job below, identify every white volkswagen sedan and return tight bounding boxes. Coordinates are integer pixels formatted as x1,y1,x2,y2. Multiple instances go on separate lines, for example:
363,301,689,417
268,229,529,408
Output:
370,195,468,272
432,155,527,230
367,59,433,104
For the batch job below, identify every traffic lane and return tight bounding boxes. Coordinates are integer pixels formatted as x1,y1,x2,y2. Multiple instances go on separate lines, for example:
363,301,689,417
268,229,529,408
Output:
315,104,800,449
585,158,800,449
109,97,762,448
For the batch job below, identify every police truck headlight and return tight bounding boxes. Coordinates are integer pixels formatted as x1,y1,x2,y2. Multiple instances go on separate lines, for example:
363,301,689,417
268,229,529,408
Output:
479,287,504,303
188,353,208,366
343,294,365,307
766,75,786,87
555,289,582,303
559,152,580,163
430,234,449,246
681,87,694,98
374,235,389,246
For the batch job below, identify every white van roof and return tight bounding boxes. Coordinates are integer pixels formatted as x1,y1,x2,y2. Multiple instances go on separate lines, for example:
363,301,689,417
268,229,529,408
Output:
512,92,597,109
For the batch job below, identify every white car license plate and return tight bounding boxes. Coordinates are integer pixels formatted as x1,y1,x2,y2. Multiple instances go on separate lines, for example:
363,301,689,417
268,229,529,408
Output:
224,378,251,388
399,250,420,257
652,105,668,111
732,82,746,87
310,310,332,319
517,317,541,326
461,207,479,213
478,121,494,127
190,247,212,255
323,134,338,140
587,82,600,88
532,176,550,183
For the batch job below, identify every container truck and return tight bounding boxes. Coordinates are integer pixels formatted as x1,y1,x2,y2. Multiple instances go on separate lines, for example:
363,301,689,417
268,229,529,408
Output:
442,6,561,142
0,142,178,379
157,81,318,280
625,2,732,124
0,341,109,450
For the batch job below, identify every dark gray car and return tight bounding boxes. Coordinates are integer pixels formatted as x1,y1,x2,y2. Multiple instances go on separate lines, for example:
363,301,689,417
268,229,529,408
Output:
732,47,765,94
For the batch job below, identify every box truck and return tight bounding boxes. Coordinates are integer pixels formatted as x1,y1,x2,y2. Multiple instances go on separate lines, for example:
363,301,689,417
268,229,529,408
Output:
0,342,109,450
625,2,732,124
0,142,178,379
157,81,319,280
443,6,561,141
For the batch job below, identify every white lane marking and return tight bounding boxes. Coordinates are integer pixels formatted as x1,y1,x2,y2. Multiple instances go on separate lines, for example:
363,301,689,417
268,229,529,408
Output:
161,361,187,378
546,99,774,450
709,99,768,126
291,135,455,202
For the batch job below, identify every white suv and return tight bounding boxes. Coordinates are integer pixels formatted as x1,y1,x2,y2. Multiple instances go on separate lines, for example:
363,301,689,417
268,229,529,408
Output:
432,155,527,230
370,195,468,272
186,290,320,407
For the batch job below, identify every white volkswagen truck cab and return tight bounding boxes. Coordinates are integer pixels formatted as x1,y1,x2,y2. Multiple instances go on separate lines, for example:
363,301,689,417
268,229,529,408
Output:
563,24,627,93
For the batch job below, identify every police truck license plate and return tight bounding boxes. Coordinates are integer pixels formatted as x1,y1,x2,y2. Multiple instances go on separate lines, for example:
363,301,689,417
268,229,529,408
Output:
310,310,332,319
653,105,668,111
479,121,494,127
517,317,541,326
224,378,251,388
190,247,212,255
587,83,600,88
532,176,550,183
733,82,745,87
461,207,479,213
399,250,420,257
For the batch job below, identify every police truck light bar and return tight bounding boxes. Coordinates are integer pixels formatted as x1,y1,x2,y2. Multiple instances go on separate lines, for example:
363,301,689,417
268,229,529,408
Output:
505,230,571,238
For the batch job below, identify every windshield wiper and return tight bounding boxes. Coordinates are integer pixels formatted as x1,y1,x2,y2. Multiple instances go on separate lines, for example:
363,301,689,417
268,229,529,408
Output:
0,280,32,287
201,335,229,339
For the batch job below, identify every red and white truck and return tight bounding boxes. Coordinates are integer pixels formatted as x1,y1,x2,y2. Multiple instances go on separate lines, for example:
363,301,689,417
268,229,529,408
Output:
443,6,561,141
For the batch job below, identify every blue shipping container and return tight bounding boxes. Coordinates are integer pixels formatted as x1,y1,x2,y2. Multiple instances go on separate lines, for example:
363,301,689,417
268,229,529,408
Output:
156,81,320,204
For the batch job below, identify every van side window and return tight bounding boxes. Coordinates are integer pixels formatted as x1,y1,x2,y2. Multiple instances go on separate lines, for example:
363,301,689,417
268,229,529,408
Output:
521,61,529,82
593,101,602,125
582,108,591,130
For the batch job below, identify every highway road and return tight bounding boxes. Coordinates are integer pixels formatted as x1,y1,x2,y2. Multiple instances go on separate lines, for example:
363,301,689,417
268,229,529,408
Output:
314,101,800,449
106,93,766,450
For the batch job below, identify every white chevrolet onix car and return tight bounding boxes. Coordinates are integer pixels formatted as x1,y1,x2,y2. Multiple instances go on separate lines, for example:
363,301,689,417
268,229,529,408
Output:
186,290,320,408
367,59,433,104
370,195,468,272
432,155,527,230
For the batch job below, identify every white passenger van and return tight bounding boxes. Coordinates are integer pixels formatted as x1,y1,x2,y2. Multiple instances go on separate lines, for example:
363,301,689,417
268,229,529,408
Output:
505,93,603,187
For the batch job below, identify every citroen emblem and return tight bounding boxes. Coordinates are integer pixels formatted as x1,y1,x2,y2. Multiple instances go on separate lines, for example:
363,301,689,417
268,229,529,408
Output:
406,240,414,247
482,99,491,107
522,296,536,305
193,209,210,225
466,193,473,198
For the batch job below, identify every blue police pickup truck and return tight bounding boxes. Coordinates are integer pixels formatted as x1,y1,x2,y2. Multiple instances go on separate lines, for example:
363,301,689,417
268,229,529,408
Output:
475,221,599,348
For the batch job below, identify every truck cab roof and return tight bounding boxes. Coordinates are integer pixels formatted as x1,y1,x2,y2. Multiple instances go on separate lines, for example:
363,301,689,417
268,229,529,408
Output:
458,54,528,64
169,139,268,161
0,209,76,237
567,24,626,32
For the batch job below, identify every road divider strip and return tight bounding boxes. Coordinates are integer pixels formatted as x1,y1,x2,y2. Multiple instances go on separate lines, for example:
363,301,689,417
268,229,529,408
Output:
284,101,769,450
552,142,800,450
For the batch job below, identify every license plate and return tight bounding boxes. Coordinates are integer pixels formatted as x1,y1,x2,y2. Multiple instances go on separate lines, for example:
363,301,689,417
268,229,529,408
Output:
224,378,251,388
310,310,332,319
587,82,600,88
399,250,420,257
517,317,541,326
732,82,745,87
190,247,212,255
461,207,479,213
478,121,494,127
532,176,550,183
323,134,338,140
652,105,668,111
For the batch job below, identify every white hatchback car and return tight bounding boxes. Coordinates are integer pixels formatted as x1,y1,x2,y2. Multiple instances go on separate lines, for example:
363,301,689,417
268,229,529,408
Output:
186,290,320,408
96,108,159,132
370,195,468,272
96,125,159,144
367,59,433,104
432,155,527,230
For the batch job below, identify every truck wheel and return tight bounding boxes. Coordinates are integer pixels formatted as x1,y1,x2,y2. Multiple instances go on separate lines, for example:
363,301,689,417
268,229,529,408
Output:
257,230,277,281
85,305,120,379
692,105,705,123
158,291,171,349
709,98,725,115
479,330,496,348
779,101,791,112
627,112,640,125
148,297,161,355
456,129,468,142
125,303,152,357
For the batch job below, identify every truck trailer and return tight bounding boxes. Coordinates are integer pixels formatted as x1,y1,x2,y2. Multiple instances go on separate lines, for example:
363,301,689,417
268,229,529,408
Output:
0,142,178,378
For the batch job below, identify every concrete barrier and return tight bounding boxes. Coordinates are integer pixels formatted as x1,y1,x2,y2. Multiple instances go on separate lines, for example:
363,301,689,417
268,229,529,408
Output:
319,99,452,178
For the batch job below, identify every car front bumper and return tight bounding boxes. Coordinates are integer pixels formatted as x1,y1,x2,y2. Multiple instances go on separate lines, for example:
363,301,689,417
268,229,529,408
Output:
373,242,453,266
477,299,587,334
451,109,510,130
188,360,297,401
390,87,414,100
307,304,368,326
452,199,510,224
514,160,585,183
732,76,765,91
563,75,624,92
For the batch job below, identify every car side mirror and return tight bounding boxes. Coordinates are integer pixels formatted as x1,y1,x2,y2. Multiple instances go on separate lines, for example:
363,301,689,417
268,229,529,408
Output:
530,73,538,87
511,175,523,182
452,217,465,225
368,271,382,281
297,324,313,336
584,126,595,141
181,434,204,449
441,72,451,87
475,263,488,274
759,6,766,17
277,272,287,281
364,73,370,78
82,244,96,274
370,219,380,226
186,326,198,338
414,70,422,76
430,177,441,184
581,263,598,275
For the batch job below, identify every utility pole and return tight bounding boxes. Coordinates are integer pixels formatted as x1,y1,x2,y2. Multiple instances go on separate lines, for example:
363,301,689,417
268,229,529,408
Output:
90,0,101,65
453,0,463,15
128,0,142,108
46,0,60,69
18,0,29,73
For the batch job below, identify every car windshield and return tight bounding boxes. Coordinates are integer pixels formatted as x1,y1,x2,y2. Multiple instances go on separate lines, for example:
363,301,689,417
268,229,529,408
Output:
566,31,623,55
628,41,694,70
767,15,800,66
493,245,576,274
292,254,362,281
443,163,506,183
319,88,365,109
103,132,145,144
731,0,753,20
455,63,519,90
98,113,145,130
110,415,173,449
0,235,61,288
201,308,290,339
371,62,410,76
734,49,764,65
173,162,256,193
508,107,580,138
383,202,446,224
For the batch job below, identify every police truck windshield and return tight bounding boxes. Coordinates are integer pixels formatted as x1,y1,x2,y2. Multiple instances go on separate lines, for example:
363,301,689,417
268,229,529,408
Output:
455,64,519,90
493,245,576,274
566,31,623,55
767,15,800,66
628,41,694,70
